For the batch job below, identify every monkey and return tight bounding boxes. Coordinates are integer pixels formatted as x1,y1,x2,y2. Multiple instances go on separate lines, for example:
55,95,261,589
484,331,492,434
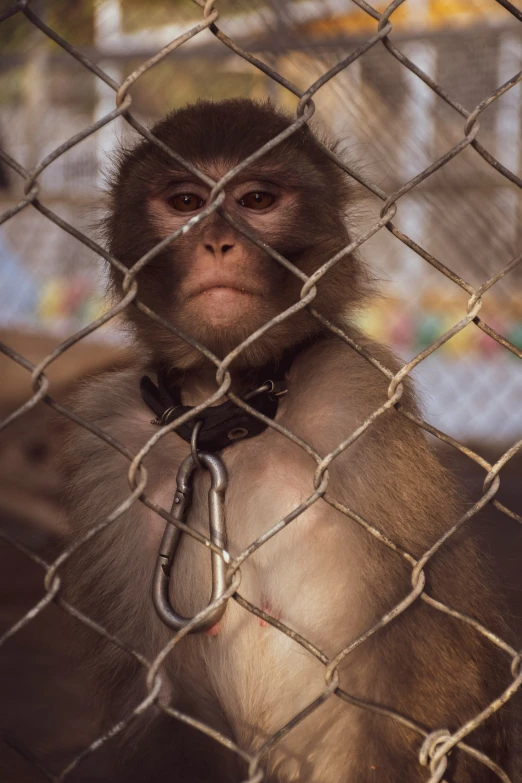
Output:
60,98,519,782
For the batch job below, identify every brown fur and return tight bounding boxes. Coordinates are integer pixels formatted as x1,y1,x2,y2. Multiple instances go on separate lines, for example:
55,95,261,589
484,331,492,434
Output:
62,99,518,781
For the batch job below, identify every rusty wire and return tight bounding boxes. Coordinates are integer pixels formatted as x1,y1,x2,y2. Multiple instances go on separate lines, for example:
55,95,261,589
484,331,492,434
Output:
0,0,521,781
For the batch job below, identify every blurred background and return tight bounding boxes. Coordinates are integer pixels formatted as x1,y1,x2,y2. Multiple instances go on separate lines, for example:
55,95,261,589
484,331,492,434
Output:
0,1,521,780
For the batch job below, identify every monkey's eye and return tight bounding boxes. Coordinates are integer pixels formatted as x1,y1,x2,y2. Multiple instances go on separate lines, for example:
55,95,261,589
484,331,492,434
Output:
239,192,275,210
168,193,204,212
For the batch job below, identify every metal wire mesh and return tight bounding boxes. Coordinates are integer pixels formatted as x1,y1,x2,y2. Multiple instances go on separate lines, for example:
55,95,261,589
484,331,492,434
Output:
0,0,521,781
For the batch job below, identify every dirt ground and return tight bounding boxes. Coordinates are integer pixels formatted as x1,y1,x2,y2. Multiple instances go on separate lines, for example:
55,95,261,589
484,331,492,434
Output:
0,447,520,782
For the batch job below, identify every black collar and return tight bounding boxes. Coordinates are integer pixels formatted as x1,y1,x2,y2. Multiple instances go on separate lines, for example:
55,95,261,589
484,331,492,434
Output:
140,339,313,452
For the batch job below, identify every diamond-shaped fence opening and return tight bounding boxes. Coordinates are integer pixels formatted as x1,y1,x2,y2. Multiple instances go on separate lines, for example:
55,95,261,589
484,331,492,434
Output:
0,1,521,781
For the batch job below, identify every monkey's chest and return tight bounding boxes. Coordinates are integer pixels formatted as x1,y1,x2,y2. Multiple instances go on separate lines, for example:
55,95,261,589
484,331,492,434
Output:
178,437,321,556
164,438,354,649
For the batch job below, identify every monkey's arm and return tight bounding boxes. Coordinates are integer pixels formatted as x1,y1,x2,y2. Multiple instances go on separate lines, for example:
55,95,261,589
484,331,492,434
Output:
60,370,243,782
280,336,512,777
59,370,185,707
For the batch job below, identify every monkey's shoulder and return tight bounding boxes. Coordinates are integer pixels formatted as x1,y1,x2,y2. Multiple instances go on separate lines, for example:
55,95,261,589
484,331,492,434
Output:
289,333,415,413
60,367,190,527
280,334,439,483
67,366,146,423
61,367,160,472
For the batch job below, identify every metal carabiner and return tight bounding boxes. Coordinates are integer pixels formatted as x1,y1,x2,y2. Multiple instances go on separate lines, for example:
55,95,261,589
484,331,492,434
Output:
152,452,229,633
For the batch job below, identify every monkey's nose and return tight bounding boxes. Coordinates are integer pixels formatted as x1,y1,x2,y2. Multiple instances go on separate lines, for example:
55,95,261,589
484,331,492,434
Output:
204,242,235,256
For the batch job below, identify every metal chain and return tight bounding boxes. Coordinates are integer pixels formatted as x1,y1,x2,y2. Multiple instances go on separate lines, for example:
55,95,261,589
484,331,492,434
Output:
152,450,229,634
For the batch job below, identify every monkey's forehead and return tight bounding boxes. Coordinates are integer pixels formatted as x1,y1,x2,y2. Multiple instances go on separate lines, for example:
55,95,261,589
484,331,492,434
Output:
115,98,350,198
148,98,315,160
149,161,306,189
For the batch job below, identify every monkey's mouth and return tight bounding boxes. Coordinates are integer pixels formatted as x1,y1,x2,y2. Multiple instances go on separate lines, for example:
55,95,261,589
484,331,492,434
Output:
199,285,254,296
188,281,262,299
182,283,264,328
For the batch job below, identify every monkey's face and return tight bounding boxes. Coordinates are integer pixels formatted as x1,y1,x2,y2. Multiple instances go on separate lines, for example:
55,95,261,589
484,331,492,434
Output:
145,162,310,350
107,100,364,368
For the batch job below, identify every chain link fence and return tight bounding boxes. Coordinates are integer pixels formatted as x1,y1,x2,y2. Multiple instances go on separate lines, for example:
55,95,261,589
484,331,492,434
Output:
0,0,521,780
